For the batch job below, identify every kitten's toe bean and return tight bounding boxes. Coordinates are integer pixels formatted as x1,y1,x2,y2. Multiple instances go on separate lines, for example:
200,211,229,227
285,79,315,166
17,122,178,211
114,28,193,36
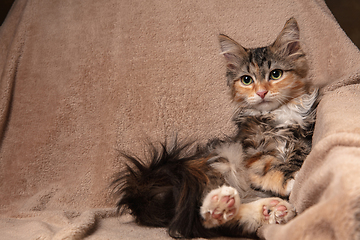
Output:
269,199,280,206
263,198,296,224
200,185,241,228
226,197,235,208
276,204,287,213
262,205,270,220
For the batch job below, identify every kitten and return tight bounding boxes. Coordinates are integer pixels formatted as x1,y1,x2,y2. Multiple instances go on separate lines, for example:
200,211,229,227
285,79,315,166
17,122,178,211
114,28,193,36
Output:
112,18,318,238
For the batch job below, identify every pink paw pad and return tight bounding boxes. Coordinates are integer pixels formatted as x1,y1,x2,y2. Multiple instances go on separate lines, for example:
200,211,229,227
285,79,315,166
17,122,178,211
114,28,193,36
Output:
200,186,241,228
211,195,237,220
262,200,288,222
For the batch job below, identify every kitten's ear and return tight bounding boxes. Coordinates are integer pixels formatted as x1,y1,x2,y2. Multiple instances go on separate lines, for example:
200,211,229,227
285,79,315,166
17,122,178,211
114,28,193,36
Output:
271,18,304,59
219,34,248,71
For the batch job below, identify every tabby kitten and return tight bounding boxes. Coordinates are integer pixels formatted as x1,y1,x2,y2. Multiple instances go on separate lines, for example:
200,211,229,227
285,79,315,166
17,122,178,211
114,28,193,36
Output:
113,18,318,238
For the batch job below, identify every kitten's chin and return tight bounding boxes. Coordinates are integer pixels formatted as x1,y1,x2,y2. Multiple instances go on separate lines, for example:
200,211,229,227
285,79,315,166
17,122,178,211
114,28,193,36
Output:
254,101,280,112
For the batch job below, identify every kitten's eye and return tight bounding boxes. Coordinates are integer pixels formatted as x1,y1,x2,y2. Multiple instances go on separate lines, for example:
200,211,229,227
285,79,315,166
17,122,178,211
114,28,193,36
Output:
240,75,253,85
270,69,283,80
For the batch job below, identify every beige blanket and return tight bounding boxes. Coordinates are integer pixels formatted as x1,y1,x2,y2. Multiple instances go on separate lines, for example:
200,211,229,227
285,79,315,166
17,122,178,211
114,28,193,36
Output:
1,0,360,239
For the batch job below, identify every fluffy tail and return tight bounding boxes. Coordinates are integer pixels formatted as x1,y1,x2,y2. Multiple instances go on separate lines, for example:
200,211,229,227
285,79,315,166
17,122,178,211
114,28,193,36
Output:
112,139,221,238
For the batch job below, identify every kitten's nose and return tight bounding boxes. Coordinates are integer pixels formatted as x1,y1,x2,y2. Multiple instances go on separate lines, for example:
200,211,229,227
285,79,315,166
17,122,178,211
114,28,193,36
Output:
256,90,268,99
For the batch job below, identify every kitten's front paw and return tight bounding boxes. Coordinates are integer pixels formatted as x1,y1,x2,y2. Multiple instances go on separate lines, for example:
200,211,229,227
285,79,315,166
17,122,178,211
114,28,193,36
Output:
262,198,296,224
200,185,241,228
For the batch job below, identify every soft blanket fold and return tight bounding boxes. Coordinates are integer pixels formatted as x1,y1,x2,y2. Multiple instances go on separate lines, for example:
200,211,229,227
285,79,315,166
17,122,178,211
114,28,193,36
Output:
1,0,360,239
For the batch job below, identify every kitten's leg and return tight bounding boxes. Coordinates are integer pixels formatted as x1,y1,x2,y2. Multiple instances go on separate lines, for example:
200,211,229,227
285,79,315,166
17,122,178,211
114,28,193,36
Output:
238,197,296,233
246,155,300,196
249,170,297,196
200,186,296,233
200,185,241,228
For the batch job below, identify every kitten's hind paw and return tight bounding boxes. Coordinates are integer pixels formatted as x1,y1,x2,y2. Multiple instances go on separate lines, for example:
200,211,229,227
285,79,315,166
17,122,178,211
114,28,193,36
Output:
200,185,241,228
262,198,296,224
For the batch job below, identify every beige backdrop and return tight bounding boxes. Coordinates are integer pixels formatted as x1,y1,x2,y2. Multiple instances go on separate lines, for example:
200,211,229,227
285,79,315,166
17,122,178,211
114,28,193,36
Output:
1,0,360,239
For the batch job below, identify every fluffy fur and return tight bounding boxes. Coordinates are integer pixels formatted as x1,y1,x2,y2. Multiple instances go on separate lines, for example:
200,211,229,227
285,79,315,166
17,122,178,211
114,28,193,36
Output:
112,18,318,238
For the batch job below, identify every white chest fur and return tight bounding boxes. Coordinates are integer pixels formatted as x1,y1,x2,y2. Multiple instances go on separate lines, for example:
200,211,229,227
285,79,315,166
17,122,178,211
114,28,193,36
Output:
272,89,318,128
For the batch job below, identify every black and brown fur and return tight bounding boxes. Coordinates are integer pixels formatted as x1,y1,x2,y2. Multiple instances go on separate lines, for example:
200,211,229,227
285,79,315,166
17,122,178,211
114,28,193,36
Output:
112,18,318,238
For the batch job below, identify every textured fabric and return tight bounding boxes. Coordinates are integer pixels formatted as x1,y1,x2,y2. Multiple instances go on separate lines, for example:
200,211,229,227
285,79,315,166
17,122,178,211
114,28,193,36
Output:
0,0,360,239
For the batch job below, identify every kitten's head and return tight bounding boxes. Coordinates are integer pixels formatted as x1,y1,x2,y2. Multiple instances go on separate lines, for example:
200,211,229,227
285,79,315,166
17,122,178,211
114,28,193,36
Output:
219,18,309,112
